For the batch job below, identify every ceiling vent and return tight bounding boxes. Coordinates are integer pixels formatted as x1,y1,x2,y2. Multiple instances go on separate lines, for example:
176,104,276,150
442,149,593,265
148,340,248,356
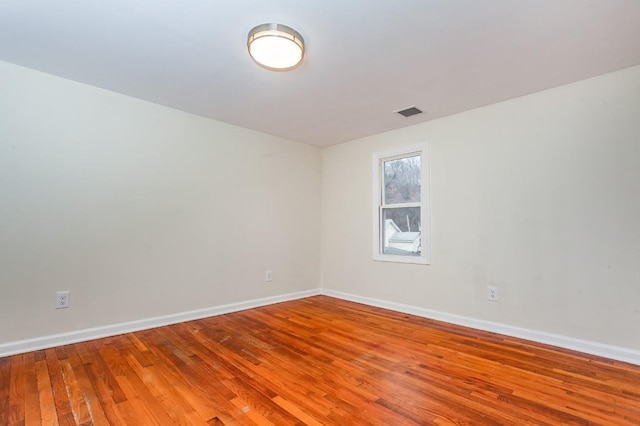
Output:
395,106,423,118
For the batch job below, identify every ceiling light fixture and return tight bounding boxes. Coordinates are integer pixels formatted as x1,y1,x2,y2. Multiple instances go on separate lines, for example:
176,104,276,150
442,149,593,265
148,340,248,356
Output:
247,23,305,71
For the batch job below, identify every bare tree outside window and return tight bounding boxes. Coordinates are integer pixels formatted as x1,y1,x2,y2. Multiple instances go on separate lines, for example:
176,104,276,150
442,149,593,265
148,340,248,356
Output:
384,155,421,204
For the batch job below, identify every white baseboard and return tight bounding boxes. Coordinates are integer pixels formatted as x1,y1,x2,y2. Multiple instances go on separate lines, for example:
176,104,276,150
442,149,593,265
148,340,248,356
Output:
3,287,639,367
321,289,640,366
0,289,321,358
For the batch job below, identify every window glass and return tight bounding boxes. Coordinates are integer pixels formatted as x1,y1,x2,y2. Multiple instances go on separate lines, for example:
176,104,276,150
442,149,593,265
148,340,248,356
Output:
382,207,421,256
383,155,421,204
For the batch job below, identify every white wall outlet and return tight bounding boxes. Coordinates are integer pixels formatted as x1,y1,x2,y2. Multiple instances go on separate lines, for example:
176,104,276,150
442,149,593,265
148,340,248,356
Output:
487,286,498,302
265,270,273,282
56,290,70,309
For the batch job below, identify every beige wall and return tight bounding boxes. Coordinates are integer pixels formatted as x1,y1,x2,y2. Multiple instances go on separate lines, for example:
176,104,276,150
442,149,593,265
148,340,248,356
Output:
0,61,321,343
321,65,640,350
2,58,639,354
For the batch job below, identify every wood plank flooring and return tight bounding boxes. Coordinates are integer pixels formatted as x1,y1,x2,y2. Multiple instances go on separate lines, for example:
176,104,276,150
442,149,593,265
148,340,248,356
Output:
1,295,639,425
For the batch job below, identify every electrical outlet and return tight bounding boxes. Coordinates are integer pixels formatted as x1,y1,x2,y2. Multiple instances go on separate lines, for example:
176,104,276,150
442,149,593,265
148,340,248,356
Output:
265,270,273,282
56,290,70,309
487,286,498,302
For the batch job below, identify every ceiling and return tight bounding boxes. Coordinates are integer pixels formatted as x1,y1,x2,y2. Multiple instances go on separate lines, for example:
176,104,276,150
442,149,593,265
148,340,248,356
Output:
1,1,640,147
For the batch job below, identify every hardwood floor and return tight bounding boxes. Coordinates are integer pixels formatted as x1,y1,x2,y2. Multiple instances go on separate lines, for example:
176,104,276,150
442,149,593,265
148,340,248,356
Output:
1,296,639,425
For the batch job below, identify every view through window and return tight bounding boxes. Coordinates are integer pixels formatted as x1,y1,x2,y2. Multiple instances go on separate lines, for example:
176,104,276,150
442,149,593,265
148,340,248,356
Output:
373,145,429,264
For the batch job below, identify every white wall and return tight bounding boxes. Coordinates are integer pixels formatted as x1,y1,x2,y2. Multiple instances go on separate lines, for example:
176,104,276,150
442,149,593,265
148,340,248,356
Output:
0,61,321,343
322,65,640,351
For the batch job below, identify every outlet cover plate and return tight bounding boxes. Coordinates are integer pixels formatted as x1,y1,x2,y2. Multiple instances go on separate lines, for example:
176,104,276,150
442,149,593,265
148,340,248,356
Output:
56,291,70,309
487,286,498,302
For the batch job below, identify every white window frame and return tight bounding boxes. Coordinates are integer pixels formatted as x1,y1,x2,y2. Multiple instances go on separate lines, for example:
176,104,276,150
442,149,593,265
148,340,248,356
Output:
372,143,430,265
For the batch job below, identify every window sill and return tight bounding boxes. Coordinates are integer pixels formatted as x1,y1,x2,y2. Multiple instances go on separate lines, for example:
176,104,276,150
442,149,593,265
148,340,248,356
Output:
372,254,430,265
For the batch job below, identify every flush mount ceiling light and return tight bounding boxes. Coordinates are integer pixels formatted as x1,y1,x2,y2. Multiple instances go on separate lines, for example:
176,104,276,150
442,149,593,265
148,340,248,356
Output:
247,23,305,71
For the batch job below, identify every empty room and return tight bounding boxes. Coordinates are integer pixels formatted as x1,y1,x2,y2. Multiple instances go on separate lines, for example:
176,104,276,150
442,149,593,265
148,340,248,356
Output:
1,1,640,424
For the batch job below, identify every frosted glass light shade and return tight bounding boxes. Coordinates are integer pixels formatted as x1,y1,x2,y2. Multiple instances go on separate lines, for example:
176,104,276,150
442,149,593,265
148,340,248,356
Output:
247,23,305,71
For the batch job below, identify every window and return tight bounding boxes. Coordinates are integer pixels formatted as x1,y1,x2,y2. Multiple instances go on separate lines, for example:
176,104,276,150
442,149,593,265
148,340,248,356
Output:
373,144,430,264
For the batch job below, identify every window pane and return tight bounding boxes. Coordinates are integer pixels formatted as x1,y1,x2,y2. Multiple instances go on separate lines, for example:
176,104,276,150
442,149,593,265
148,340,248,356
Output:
382,207,421,256
383,155,421,204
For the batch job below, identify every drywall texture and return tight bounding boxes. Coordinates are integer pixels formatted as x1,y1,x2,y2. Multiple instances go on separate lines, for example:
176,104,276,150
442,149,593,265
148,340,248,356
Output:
0,61,321,343
322,65,640,350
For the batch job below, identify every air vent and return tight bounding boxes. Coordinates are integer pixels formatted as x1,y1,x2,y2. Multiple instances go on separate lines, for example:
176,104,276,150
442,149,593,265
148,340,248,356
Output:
395,106,423,118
